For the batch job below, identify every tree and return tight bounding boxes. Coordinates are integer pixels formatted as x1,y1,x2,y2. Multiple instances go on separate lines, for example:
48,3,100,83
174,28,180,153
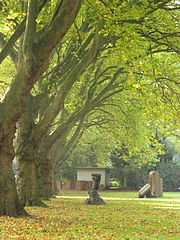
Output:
14,17,104,204
0,0,179,215
41,0,180,194
156,133,180,191
14,44,124,204
0,0,82,216
12,3,130,204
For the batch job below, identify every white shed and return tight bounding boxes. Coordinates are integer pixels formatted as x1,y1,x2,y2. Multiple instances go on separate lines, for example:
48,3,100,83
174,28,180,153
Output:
77,167,111,189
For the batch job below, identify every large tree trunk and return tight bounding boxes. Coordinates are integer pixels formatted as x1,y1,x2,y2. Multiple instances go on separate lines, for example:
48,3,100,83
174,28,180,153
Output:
0,65,33,215
0,0,82,216
38,153,53,199
16,143,40,206
16,139,54,205
0,137,25,216
52,168,58,196
15,100,53,203
14,94,41,206
16,125,53,204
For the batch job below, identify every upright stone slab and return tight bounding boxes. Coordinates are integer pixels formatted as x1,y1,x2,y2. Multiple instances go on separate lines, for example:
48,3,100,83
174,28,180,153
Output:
159,178,163,197
149,171,162,197
84,174,105,205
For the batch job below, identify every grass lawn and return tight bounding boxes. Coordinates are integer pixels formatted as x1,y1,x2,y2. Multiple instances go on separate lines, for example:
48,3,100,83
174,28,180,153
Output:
58,190,180,199
0,192,179,239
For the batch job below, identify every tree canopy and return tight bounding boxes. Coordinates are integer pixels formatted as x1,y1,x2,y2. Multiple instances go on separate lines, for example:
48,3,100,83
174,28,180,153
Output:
0,0,179,216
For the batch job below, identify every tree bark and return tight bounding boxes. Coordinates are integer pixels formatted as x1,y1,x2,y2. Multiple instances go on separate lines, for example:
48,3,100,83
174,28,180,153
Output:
16,135,54,204
0,136,25,216
38,153,53,199
51,167,59,196
15,96,41,206
16,143,40,206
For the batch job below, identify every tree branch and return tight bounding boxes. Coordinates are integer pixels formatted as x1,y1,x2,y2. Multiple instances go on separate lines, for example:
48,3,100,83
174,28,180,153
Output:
36,0,82,60
33,29,102,140
0,32,18,65
22,0,38,59
0,0,50,64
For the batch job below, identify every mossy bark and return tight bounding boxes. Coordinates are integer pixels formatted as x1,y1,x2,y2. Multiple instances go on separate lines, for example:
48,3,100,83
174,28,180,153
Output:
0,138,25,216
16,143,54,205
16,143,40,206
52,169,58,196
38,153,53,199
15,104,53,204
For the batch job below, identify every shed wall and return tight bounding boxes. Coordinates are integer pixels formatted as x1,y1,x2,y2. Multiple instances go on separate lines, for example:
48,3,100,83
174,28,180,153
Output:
77,169,106,186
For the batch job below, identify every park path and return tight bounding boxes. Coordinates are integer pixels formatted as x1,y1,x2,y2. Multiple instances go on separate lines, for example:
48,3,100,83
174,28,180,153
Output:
56,195,180,202
56,196,180,209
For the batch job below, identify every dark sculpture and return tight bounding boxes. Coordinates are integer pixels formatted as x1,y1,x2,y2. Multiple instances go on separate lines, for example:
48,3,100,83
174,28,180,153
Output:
92,174,101,190
84,174,105,205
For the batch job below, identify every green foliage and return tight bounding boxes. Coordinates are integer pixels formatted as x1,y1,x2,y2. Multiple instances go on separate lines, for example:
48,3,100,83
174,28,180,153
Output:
0,0,27,37
0,0,57,35
58,131,116,180
157,160,180,192
156,137,180,191
0,57,15,97
111,135,180,191
110,148,150,190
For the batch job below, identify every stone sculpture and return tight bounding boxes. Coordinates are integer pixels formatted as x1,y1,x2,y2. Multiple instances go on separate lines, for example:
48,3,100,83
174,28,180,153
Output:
84,174,105,205
138,171,163,198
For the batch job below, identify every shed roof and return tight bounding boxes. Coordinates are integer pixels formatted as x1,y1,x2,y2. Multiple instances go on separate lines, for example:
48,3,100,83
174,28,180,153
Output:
77,167,112,170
